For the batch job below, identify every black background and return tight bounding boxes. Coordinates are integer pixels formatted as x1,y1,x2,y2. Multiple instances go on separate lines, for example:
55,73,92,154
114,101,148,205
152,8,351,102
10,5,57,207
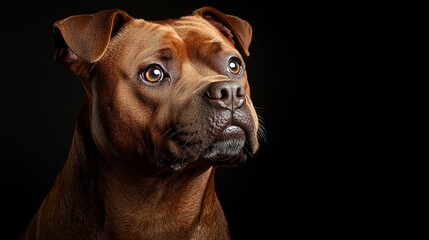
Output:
1,0,426,239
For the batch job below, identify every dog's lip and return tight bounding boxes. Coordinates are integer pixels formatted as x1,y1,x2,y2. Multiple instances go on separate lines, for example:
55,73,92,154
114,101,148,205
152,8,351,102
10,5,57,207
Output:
218,125,246,139
202,125,246,161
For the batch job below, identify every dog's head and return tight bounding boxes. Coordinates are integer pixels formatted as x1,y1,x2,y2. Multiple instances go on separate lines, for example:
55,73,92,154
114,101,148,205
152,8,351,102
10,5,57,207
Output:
53,7,260,170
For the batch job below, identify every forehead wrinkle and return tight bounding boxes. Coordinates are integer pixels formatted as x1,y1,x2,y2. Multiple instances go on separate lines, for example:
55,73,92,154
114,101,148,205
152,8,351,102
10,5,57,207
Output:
110,20,187,74
204,41,223,55
169,17,230,46
152,27,186,67
120,20,186,54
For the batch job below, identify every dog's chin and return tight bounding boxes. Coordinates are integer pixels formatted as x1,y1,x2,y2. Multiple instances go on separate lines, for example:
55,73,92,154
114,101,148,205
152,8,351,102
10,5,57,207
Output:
162,126,249,171
202,125,248,165
202,138,246,162
166,143,247,171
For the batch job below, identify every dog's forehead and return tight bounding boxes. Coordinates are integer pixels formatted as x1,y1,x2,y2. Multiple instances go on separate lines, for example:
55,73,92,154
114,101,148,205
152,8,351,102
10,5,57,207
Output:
164,15,225,41
115,16,237,58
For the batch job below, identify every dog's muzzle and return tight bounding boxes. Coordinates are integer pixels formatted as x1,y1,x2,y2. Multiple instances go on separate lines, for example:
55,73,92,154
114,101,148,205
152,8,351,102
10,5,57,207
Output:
201,81,251,162
161,80,257,170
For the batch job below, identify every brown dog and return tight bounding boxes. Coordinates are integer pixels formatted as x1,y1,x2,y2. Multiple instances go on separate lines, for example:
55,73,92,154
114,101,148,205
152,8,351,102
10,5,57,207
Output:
20,6,260,240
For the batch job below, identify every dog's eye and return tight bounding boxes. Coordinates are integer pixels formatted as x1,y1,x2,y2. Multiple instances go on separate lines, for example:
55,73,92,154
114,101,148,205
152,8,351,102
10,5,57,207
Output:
140,65,164,83
227,57,243,75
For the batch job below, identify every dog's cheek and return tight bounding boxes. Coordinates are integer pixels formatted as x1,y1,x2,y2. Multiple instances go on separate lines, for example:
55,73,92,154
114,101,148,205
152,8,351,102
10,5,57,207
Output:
91,95,175,163
88,96,139,160
90,104,127,159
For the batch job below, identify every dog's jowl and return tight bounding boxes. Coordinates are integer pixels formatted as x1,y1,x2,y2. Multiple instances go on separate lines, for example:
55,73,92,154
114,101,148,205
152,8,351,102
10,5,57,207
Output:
20,6,260,240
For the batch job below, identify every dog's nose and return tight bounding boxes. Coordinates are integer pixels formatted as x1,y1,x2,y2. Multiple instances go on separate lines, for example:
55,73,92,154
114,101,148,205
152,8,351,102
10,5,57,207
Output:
204,81,245,109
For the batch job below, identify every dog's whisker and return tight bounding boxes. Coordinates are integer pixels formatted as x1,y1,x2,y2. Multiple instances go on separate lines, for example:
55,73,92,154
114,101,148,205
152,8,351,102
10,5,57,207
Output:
168,130,179,139
181,135,193,148
163,127,174,137
182,137,191,147
257,113,265,121
174,152,190,167
257,125,268,145
243,145,254,158
254,106,267,112
255,114,268,145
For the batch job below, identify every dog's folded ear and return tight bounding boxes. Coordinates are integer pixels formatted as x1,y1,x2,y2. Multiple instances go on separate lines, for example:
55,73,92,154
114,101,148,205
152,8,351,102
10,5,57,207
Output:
52,9,131,68
193,6,252,57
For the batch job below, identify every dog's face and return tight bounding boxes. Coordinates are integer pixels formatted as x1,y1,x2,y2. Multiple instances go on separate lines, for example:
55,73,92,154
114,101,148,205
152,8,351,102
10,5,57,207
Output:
53,8,259,170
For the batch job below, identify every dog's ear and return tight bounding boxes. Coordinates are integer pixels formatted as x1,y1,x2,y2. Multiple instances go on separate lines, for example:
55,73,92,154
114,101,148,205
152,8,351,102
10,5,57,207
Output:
52,9,132,73
193,6,252,57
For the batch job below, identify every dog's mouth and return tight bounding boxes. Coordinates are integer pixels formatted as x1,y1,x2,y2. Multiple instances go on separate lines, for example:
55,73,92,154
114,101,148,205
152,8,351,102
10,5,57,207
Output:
202,125,246,161
160,105,259,170
162,123,252,170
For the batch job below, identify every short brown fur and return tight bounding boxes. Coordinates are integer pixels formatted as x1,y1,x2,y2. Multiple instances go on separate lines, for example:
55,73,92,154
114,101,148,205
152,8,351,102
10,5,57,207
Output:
20,7,259,240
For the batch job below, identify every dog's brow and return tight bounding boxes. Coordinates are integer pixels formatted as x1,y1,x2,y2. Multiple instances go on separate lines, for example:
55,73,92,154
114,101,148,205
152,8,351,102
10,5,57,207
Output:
156,47,174,61
205,34,223,44
204,41,223,54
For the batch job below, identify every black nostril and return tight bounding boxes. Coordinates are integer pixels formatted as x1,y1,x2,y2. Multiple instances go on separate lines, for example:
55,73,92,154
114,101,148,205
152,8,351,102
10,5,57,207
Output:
204,81,246,109
220,89,229,99
237,86,245,98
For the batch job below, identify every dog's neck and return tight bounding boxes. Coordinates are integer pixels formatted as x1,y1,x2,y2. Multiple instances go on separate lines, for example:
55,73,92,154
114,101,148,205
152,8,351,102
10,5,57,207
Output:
45,104,231,239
